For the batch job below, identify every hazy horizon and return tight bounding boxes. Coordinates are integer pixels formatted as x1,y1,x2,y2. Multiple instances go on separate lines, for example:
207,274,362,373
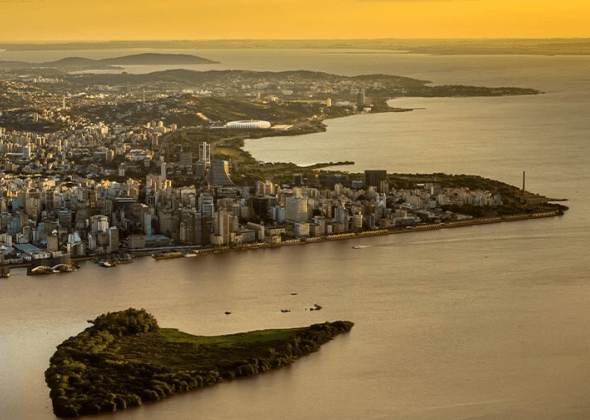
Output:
1,37,590,43
3,38,590,57
1,0,588,41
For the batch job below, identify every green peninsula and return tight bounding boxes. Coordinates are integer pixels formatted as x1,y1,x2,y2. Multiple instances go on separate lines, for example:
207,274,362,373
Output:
45,308,354,418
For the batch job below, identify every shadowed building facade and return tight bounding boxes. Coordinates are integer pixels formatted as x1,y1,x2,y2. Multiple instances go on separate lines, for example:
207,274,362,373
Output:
364,170,387,188
206,160,234,186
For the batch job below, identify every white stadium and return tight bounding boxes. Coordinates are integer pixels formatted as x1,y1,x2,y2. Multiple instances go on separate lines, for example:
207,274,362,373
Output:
225,120,271,129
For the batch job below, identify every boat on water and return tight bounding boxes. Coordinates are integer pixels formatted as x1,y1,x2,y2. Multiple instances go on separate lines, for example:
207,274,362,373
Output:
54,264,74,272
153,251,184,260
30,266,54,275
99,261,115,268
30,263,75,274
352,245,366,249
113,254,134,264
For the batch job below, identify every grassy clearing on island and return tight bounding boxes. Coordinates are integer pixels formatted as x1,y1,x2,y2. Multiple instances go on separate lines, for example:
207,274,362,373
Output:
111,327,306,371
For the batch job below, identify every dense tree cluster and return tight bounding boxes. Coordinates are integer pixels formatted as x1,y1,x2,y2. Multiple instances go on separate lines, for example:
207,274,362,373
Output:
45,309,353,418
88,308,159,336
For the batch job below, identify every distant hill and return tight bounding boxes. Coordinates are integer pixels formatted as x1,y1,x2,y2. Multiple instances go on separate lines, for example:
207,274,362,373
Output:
48,57,100,67
62,68,431,88
99,53,218,65
0,53,219,70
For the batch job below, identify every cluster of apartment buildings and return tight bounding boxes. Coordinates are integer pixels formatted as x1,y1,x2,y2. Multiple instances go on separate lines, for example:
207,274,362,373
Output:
0,82,504,263
0,153,503,262
0,116,180,179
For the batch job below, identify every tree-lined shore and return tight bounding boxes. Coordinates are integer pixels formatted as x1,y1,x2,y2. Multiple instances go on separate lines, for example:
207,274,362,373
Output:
45,308,353,418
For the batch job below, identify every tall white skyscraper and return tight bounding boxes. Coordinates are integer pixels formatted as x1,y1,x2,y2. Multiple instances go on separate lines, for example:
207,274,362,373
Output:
199,142,211,163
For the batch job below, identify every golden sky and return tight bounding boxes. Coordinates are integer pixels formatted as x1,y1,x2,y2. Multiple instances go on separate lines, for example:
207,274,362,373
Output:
1,0,589,41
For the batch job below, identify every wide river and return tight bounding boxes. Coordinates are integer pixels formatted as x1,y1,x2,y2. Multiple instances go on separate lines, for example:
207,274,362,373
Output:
1,49,590,420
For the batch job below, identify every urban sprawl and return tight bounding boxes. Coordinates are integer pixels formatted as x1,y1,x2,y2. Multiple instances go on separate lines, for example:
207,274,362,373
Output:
0,66,554,271
0,120,505,265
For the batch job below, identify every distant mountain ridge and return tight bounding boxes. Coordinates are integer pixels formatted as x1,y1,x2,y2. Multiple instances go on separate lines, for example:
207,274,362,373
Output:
50,57,99,66
0,53,219,69
98,53,219,65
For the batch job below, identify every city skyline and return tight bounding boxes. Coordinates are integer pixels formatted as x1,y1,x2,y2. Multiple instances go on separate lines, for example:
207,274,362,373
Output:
1,0,589,41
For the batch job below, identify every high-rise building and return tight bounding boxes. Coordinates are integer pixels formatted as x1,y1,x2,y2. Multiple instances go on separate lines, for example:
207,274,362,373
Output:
22,145,30,160
214,210,231,245
199,142,211,163
357,89,365,110
353,213,364,229
264,180,275,195
255,181,265,196
108,227,119,253
195,161,208,178
364,170,388,188
207,160,234,186
292,173,303,186
179,146,192,167
90,215,108,235
151,133,159,149
128,234,146,249
178,210,197,245
285,196,308,223
250,196,277,221
144,213,152,236
294,222,310,237
273,206,286,224
312,216,326,236
158,210,179,240
198,194,215,219
334,206,348,225
58,209,72,230
47,233,59,252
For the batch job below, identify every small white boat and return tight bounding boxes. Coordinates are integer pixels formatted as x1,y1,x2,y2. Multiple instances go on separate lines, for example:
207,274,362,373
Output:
352,245,366,249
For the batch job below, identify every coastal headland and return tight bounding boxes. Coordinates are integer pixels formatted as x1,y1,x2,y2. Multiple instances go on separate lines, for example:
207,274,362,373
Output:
45,308,354,418
0,62,566,275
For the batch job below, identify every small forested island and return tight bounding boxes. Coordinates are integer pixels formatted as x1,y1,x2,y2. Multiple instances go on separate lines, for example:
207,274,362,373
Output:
45,308,354,418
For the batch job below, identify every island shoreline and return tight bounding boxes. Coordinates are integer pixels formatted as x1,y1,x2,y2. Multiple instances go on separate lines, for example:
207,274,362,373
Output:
45,309,354,418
